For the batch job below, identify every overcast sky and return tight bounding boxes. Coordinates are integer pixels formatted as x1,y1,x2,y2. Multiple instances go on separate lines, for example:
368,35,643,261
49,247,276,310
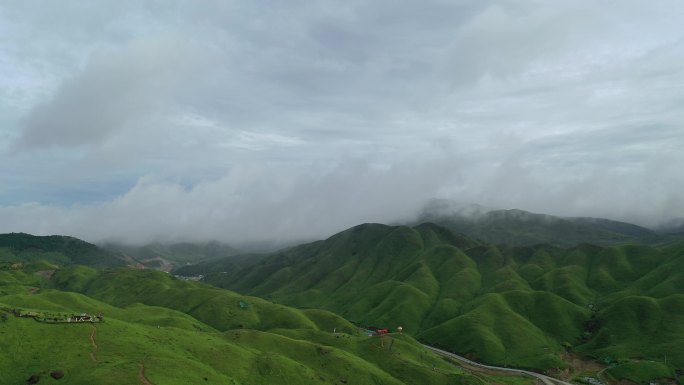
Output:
1,0,683,244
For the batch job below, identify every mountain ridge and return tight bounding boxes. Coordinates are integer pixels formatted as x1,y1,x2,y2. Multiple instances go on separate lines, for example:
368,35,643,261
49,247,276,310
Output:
0,232,126,268
184,221,684,376
414,200,669,247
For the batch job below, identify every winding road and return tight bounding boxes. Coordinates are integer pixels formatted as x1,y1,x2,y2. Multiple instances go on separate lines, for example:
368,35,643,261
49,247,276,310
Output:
423,345,576,385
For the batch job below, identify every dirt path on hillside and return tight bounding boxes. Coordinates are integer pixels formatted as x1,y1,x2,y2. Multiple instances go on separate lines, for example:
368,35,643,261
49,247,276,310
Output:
138,362,155,385
89,324,98,362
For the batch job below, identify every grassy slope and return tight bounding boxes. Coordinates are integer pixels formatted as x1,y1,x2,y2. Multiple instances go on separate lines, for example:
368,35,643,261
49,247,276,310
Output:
0,267,506,385
0,233,125,268
50,266,358,334
195,223,684,379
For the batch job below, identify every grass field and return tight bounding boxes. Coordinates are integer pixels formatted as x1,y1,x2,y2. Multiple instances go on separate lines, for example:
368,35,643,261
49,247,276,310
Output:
0,264,536,385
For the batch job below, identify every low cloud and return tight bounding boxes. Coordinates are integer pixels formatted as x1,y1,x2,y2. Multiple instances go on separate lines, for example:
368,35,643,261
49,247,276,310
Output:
1,1,683,244
0,158,458,244
1,146,683,245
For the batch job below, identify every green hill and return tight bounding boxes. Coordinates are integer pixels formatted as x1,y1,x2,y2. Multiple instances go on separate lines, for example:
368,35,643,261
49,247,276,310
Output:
189,223,684,381
0,233,125,268
0,233,246,272
1,264,513,385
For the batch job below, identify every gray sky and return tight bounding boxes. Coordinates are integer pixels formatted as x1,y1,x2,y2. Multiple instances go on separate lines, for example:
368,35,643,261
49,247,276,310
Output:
1,0,683,244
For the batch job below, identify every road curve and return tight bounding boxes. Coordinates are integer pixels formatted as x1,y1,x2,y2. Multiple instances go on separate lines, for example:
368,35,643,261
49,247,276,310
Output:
423,345,576,385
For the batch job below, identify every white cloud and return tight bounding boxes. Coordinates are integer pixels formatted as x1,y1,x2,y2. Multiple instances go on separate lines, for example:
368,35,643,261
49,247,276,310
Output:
0,0,683,243
15,36,201,148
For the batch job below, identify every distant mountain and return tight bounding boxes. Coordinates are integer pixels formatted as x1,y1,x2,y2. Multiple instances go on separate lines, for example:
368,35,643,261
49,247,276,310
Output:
414,200,662,247
190,222,684,377
101,241,242,271
657,217,684,235
0,233,125,268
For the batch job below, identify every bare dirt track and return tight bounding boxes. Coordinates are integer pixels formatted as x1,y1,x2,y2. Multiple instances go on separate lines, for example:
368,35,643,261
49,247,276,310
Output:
138,361,154,385
89,324,98,362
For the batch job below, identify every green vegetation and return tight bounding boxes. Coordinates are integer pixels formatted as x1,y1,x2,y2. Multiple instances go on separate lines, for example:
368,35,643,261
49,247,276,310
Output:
605,361,673,383
0,233,125,268
0,266,544,385
186,223,684,381
1,265,511,385
4,219,684,384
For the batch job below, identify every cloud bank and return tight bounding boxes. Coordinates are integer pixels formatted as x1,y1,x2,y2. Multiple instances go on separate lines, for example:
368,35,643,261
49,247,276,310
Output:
0,0,683,244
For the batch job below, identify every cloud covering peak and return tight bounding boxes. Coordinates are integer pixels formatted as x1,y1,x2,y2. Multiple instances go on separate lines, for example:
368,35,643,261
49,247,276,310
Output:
1,0,683,244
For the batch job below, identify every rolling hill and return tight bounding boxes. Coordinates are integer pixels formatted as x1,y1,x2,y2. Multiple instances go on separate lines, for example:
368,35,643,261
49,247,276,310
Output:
1,264,506,385
5,218,683,384
186,222,684,381
0,233,126,268
0,233,249,272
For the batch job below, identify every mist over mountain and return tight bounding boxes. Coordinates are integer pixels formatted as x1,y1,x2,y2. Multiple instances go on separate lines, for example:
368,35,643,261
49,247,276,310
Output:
2,2,684,245
100,241,243,271
413,199,668,247
657,218,684,235
3,1,684,384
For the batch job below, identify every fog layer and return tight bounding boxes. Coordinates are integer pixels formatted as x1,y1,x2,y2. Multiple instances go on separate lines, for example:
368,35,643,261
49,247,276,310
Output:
1,1,683,243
